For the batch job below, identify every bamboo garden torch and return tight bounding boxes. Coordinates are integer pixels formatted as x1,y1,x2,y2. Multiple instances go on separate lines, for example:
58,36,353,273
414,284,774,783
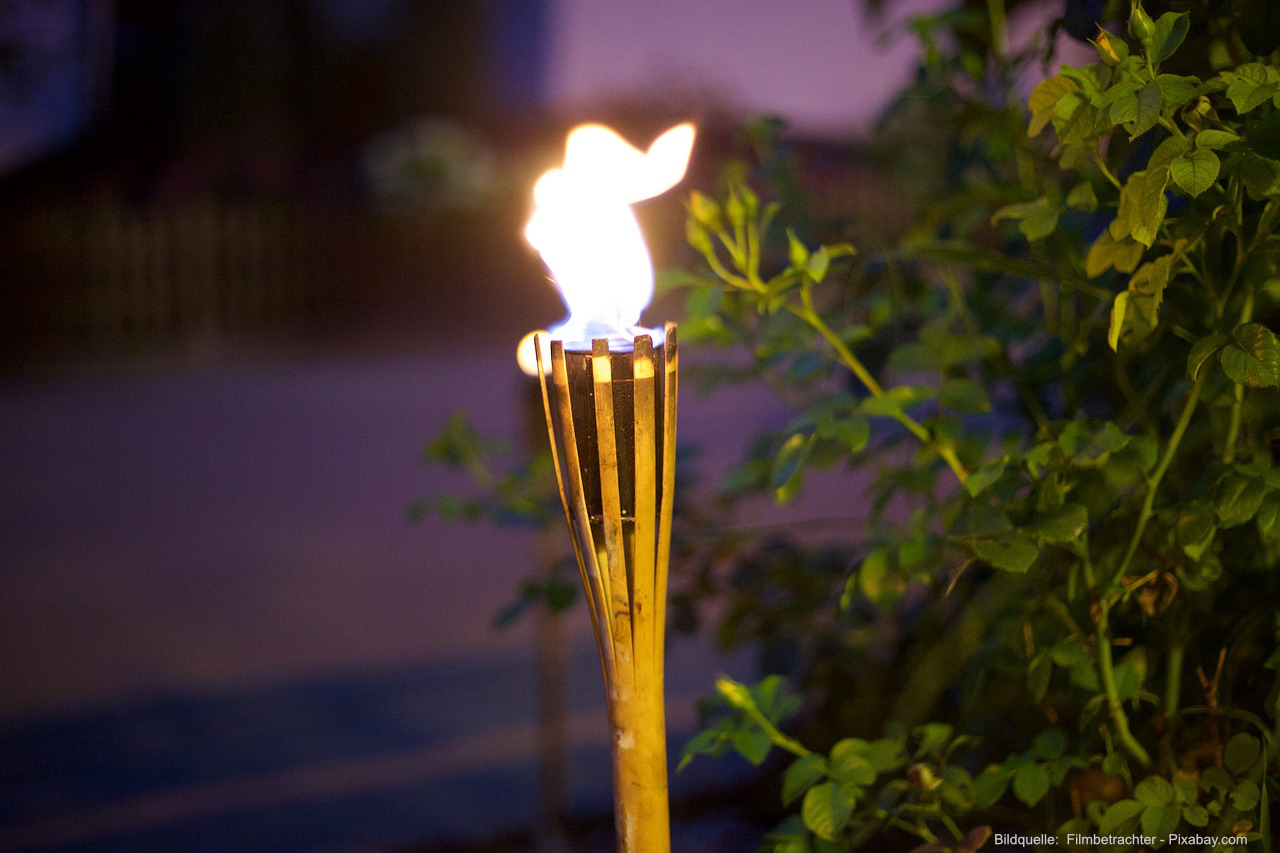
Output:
518,122,695,853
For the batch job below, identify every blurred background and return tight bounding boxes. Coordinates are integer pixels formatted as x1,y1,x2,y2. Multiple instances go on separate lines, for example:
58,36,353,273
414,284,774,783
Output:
0,0,1071,849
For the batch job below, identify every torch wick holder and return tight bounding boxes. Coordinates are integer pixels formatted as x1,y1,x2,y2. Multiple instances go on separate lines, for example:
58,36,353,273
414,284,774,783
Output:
535,324,678,853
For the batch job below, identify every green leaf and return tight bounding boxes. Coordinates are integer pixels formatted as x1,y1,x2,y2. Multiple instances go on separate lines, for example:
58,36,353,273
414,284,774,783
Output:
1227,64,1278,114
1170,148,1221,197
862,738,906,773
1075,420,1136,466
1220,323,1280,387
753,675,803,722
1113,648,1147,702
1156,73,1197,106
1113,166,1170,248
1012,764,1050,806
1258,495,1280,541
1128,82,1163,139
731,728,774,765
971,766,1011,808
771,433,813,501
1203,766,1234,794
1099,799,1144,835
1086,229,1144,278
1102,751,1128,778
1050,636,1092,668
1026,503,1088,544
1105,82,1140,124
829,740,878,786
1032,728,1067,760
1184,804,1210,826
1109,292,1130,351
801,782,854,842
817,415,870,454
1195,129,1240,149
772,835,809,853
1149,11,1190,64
1176,503,1218,560
913,722,953,755
1151,133,1194,171
940,378,991,414
1141,803,1179,839
685,284,723,320
1133,169,1170,247
1238,152,1280,198
1232,779,1261,811
964,458,1006,497
808,247,831,283
859,385,936,418
1224,733,1261,774
937,333,1001,367
1180,555,1223,592
1029,75,1081,138
857,549,893,606
783,754,828,805
1126,254,1173,331
991,199,1040,222
973,534,1039,574
787,228,810,271
678,726,730,770
1134,775,1174,806
1214,470,1270,528
1066,181,1098,212
1128,434,1159,472
992,198,1060,241
1187,333,1228,379
1019,208,1060,242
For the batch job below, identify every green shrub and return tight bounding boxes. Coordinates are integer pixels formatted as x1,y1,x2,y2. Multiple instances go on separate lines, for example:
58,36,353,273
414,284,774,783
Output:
675,1,1279,849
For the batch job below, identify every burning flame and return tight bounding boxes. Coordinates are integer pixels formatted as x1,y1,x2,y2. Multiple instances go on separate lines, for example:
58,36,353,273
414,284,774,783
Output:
524,122,695,353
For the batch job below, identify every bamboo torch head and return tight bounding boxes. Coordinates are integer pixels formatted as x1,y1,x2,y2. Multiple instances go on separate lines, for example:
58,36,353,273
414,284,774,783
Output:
533,324,677,575
533,324,678,853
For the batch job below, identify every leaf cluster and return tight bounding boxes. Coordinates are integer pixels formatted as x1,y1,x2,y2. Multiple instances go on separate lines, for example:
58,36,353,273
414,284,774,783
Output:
674,1,1280,849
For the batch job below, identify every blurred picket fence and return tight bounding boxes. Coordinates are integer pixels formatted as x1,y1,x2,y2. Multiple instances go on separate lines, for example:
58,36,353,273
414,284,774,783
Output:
0,201,369,360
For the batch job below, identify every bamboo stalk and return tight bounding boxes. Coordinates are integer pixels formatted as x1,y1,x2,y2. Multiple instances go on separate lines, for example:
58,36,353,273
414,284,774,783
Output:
537,338,609,686
655,324,678,673
537,329,677,853
632,335,657,679
550,341,616,691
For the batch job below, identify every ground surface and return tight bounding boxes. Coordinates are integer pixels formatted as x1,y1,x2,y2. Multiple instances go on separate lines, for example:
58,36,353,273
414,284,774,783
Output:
0,315,827,850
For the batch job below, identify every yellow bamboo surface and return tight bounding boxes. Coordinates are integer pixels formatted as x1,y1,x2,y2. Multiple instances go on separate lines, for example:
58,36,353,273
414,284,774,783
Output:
537,329,677,853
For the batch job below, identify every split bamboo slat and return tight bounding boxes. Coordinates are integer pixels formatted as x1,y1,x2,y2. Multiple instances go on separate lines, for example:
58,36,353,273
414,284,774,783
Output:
534,325,678,853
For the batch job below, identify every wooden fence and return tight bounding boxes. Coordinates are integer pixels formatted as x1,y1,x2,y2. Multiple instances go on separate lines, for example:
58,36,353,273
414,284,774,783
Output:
1,200,369,361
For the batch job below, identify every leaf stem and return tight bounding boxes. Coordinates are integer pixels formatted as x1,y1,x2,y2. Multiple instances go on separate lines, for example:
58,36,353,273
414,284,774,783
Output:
699,242,756,292
1223,287,1253,464
1096,605,1152,766
1093,153,1123,191
1111,369,1208,587
986,0,1007,60
1164,639,1184,718
787,295,970,486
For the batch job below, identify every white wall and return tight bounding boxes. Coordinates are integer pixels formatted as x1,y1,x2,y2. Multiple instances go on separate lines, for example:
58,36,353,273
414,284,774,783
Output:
542,0,949,138
542,0,1092,138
